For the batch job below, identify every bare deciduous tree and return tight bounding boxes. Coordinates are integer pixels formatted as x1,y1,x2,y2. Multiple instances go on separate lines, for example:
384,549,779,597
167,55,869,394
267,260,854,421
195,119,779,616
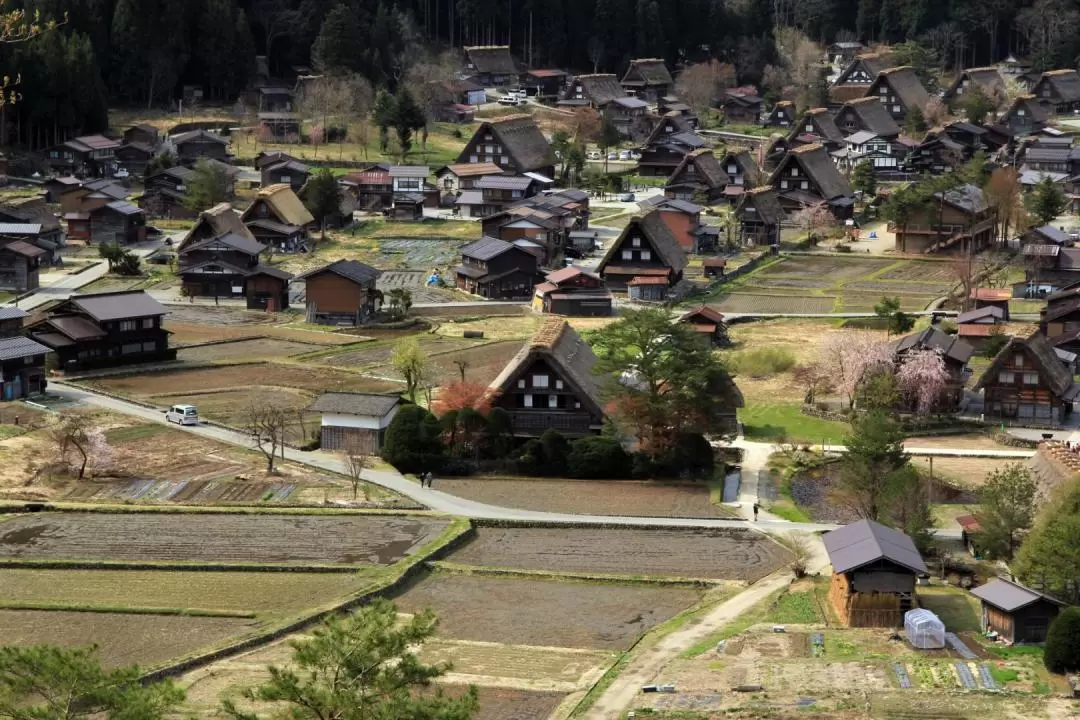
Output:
774,532,813,578
674,60,737,115
48,415,111,481
452,358,470,383
340,438,370,501
245,403,288,473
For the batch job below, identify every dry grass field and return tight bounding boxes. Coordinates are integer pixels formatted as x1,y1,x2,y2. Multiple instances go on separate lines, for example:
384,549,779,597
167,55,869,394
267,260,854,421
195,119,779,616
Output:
0,513,449,566
85,363,395,396
177,339,321,362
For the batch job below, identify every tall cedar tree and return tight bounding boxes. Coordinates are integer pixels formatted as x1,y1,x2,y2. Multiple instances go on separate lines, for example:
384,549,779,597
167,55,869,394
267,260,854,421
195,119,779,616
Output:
852,159,876,198
0,645,184,720
311,4,363,73
373,89,396,152
837,410,909,522
975,462,1037,560
302,168,343,238
1026,175,1068,226
183,159,230,213
1014,476,1080,602
591,307,741,452
223,599,478,720
392,86,427,160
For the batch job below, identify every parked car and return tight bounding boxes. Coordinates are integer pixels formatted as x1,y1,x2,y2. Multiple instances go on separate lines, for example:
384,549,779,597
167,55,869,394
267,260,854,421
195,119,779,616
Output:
497,97,526,107
619,150,632,160
164,404,199,426
619,192,635,202
606,152,618,160
586,151,602,160
114,168,130,179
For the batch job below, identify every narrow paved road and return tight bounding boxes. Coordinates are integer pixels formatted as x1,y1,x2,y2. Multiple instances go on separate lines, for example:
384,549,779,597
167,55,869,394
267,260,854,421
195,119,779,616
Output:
50,382,969,537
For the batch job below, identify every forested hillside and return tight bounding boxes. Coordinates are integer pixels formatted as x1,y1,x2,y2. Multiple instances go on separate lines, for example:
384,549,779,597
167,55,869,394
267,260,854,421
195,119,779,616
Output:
2,0,1078,146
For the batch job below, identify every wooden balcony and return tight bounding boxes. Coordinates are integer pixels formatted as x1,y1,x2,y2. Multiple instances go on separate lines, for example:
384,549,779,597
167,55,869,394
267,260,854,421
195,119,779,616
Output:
509,411,595,437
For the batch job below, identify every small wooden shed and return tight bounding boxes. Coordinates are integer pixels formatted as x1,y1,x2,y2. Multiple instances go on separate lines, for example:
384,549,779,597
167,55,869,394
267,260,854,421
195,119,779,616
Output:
970,578,1066,644
824,519,928,627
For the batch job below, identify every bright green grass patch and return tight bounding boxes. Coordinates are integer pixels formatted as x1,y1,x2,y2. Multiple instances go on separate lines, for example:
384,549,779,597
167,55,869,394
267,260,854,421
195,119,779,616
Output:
767,501,813,523
916,585,982,632
989,644,1044,660
768,590,822,624
990,665,1020,684
739,402,850,444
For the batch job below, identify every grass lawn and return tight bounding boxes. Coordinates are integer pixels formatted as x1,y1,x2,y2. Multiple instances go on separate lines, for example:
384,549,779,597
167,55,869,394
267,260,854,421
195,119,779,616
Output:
351,218,480,240
916,584,982,632
740,402,850,444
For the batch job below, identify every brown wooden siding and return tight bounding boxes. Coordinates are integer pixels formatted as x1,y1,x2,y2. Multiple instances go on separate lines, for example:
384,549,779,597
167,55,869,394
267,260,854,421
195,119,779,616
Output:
305,273,372,315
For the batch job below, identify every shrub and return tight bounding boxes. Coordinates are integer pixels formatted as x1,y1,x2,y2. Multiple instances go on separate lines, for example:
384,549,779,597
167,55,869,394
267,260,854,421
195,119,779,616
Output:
641,433,715,478
1044,606,1080,673
567,436,631,478
515,429,570,476
937,319,957,335
380,405,443,474
726,347,796,377
983,331,1009,358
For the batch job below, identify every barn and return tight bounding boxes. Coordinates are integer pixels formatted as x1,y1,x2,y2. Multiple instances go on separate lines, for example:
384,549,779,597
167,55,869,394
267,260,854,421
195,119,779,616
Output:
824,519,928,627
309,392,402,454
970,578,1066,644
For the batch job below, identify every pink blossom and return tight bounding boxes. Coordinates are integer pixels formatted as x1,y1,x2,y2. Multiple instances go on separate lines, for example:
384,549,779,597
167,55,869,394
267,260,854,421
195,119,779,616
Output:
896,348,950,414
820,332,893,407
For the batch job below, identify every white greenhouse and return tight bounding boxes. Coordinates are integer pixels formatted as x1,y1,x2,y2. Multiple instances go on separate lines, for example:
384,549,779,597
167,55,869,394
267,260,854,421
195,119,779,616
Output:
904,608,946,649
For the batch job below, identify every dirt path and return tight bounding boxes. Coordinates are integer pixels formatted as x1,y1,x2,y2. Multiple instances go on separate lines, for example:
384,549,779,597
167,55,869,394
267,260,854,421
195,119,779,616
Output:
581,534,830,720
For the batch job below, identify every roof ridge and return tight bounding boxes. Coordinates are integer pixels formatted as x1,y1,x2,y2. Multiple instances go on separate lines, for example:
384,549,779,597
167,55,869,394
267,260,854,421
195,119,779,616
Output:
530,316,568,349
791,143,824,153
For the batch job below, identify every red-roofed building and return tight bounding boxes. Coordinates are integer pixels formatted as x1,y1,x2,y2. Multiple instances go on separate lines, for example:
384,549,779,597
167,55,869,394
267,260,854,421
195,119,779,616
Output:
678,305,728,345
627,274,671,301
532,265,612,316
970,288,1011,318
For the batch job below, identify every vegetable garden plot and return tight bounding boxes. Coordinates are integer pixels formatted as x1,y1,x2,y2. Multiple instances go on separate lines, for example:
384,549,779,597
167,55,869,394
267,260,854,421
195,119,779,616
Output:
711,294,837,314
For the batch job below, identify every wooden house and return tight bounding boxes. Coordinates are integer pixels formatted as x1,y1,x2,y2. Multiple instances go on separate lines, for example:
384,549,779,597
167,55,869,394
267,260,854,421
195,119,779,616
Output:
0,224,60,267
434,162,503,194
0,240,44,291
170,130,229,163
957,306,1007,349
136,167,196,219
894,326,974,410
115,142,155,176
833,97,901,140
561,73,625,109
523,69,567,99
717,149,764,205
340,165,393,212
0,332,49,400
620,58,673,101
866,66,931,124
123,124,160,148
975,332,1080,424
177,229,291,310
456,174,541,218
762,101,796,129
769,143,855,219
28,291,174,371
0,202,62,257
657,96,698,127
638,196,709,253
309,392,402,454
596,212,687,291
57,179,129,216
971,578,1066,644
828,41,864,65
944,67,1006,105
824,519,928,627
970,287,1012,318
1001,95,1049,137
788,108,845,150
891,183,994,254
829,52,891,106
487,317,606,438
722,90,764,124
1039,287,1080,354
636,113,707,177
664,149,729,205
462,45,520,86
1030,69,1080,115
43,135,120,177
241,184,315,251
735,187,784,246
88,201,146,245
480,188,590,267
260,157,311,192
296,259,381,326
456,115,555,178
455,236,540,299
532,266,612,317
678,305,727,345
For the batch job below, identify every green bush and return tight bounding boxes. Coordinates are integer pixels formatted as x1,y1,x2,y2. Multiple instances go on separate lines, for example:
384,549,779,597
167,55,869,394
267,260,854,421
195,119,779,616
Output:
635,433,715,479
515,429,571,476
380,404,443,474
983,331,1009,358
726,347,796,377
567,436,631,479
1045,606,1080,673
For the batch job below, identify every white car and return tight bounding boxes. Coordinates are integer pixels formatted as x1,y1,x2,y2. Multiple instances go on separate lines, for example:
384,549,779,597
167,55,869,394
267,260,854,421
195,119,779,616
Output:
497,97,526,106
619,150,632,160
587,151,602,160
164,404,199,426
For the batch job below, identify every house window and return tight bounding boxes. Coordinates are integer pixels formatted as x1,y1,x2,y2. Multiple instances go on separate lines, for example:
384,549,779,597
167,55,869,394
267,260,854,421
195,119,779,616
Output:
548,394,558,408
142,318,154,329
780,180,789,189
998,371,1015,383
555,379,563,390
518,379,526,389
893,105,901,113
533,374,549,388
879,86,888,94
280,175,290,183
805,124,813,132
800,181,808,190
1018,109,1026,117
119,320,136,332
640,250,651,260
1024,372,1039,385
501,156,509,165
622,249,633,260
469,155,478,163
632,237,641,247
523,394,533,408
574,400,581,409
1015,354,1025,367
791,167,799,176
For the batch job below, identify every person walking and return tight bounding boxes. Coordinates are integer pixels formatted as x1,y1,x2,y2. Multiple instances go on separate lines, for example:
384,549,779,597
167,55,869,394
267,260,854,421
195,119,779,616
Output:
752,502,760,521
426,472,435,489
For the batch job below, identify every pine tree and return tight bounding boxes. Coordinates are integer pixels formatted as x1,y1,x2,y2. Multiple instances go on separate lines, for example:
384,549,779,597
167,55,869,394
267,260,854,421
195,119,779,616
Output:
373,89,395,153
852,159,877,198
1026,176,1068,226
312,4,362,73
184,159,230,213
392,86,426,161
301,168,342,239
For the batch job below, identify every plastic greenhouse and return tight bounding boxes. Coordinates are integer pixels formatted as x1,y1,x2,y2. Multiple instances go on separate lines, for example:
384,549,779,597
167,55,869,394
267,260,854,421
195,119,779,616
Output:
905,608,946,649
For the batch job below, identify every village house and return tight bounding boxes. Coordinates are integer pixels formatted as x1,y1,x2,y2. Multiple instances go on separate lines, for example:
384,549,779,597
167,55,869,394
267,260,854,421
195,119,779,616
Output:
0,309,49,400
977,332,1080,424
1038,286,1080,354
434,162,503,195
257,113,301,142
866,66,931,124
260,156,311,192
0,223,60,268
828,41,865,65
636,112,708,177
170,129,230,163
177,229,291,310
136,167,196,219
181,203,255,248
1021,246,1080,295
462,45,520,86
638,197,714,254
769,143,856,220
487,317,606,438
257,86,294,113
0,202,62,255
1024,225,1070,247
1021,139,1073,174
388,165,433,221
1001,95,1049,137
123,124,160,148
970,288,1012,318
789,108,846,151
677,305,728,346
56,178,129,217
457,174,543,219
833,97,902,140
1030,69,1080,115
455,236,540,299
456,115,555,179
894,326,974,410
596,212,687,294
560,73,625,109
664,149,729,205
296,259,381,325
906,129,975,175
943,67,1006,105
716,149,764,205
43,134,121,177
735,187,784,246
825,519,927,627
532,266,612,317
957,306,1007,349
340,165,393,212
0,240,44,292
657,95,699,127
833,131,905,176
115,142,155,176
87,201,146,245
480,188,590,267
721,90,764,124
829,52,892,106
309,392,402,454
620,58,673,101
762,100,796,129
891,183,994,254
241,184,315,252
523,69,567,99
28,290,174,371
970,578,1066,644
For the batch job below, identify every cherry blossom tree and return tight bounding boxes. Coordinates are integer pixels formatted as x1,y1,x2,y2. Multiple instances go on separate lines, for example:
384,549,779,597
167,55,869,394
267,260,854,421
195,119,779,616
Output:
84,428,113,477
896,348,950,414
819,332,893,408
791,202,836,245
792,362,834,405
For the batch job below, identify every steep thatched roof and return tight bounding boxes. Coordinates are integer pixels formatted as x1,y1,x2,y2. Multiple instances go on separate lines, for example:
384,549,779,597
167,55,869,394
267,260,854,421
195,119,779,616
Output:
576,74,627,107
598,211,688,275
839,97,901,137
872,66,931,110
669,149,730,190
736,186,784,224
772,143,853,200
622,58,673,87
975,332,1075,397
472,115,555,173
464,45,518,76
1036,69,1080,103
